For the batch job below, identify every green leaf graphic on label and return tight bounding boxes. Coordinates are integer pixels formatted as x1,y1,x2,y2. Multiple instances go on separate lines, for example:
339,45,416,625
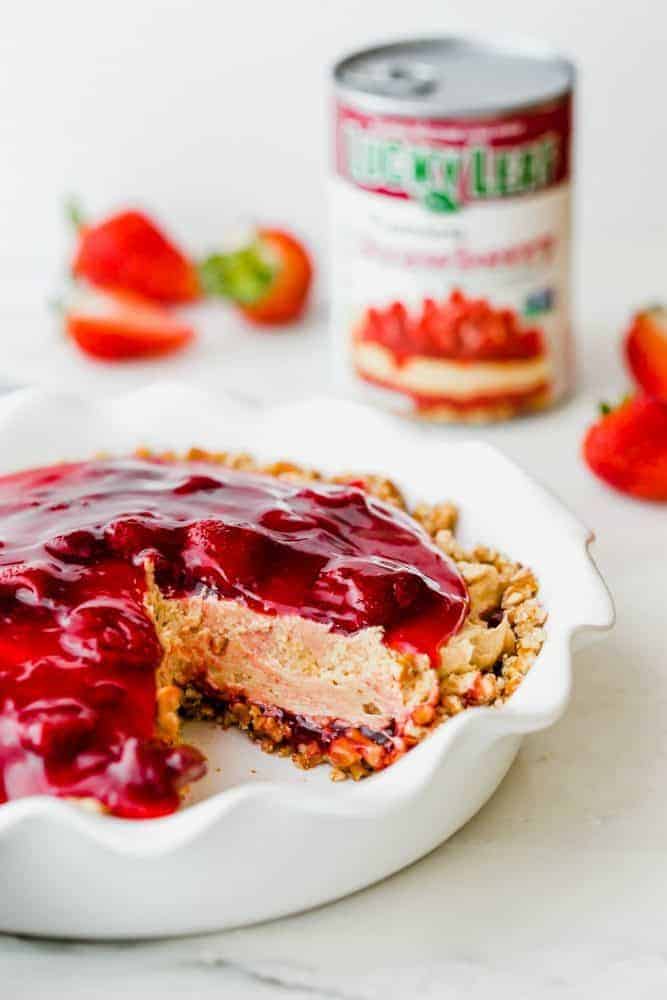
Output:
524,288,555,316
423,191,458,213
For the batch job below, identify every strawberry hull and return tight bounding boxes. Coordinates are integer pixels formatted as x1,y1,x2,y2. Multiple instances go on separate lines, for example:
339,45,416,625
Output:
331,37,575,423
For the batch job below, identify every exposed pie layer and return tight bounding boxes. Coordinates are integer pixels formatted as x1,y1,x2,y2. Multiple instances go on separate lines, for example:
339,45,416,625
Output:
151,593,437,733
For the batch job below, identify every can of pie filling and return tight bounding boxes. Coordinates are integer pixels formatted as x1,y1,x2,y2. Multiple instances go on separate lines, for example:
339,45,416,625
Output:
331,37,575,422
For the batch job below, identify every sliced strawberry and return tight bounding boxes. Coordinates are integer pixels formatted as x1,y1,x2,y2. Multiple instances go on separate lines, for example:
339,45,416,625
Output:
200,227,312,326
582,394,667,501
65,287,195,361
625,305,667,401
72,209,200,304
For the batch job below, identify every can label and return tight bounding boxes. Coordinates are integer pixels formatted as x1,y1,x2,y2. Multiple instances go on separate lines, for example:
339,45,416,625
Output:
331,97,573,421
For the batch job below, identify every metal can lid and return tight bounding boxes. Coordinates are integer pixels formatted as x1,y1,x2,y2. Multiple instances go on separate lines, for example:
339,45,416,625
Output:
333,37,575,118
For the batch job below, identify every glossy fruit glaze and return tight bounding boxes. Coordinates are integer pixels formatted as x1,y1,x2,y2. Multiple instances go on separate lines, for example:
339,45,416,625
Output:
357,290,545,363
0,457,468,817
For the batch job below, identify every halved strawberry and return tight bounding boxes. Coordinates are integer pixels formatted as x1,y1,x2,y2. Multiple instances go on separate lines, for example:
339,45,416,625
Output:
71,207,200,304
582,394,667,501
625,305,667,401
65,287,195,361
200,227,312,326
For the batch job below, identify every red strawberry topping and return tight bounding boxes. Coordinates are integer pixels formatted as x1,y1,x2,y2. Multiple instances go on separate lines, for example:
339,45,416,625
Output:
357,290,545,363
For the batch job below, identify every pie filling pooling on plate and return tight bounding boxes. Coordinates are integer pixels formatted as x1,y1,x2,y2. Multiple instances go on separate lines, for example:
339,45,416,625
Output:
0,451,546,818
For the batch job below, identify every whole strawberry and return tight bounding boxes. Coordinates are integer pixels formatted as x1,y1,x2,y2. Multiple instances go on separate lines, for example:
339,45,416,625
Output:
583,395,667,501
200,227,312,325
70,204,200,304
625,305,667,402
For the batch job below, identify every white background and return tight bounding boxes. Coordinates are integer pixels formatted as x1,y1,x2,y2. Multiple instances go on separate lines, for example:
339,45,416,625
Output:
0,0,664,281
2,4,667,997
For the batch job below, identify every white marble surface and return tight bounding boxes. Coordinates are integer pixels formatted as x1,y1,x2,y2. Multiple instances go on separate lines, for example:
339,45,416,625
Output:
1,236,666,997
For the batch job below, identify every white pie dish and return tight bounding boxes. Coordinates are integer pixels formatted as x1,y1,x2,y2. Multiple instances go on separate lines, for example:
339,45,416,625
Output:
0,383,613,939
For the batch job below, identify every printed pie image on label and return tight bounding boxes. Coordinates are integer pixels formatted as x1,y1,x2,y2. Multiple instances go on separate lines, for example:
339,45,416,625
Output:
352,290,553,421
331,38,575,423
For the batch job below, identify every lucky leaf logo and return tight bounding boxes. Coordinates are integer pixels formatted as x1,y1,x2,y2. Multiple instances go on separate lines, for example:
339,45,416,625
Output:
340,122,560,212
342,123,463,211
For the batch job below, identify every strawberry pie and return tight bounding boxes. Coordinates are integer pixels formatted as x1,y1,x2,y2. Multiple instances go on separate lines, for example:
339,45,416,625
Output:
0,450,545,818
353,290,553,422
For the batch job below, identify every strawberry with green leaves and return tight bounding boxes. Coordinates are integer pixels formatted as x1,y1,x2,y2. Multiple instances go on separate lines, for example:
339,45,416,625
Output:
69,204,313,327
583,395,667,501
200,227,313,325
